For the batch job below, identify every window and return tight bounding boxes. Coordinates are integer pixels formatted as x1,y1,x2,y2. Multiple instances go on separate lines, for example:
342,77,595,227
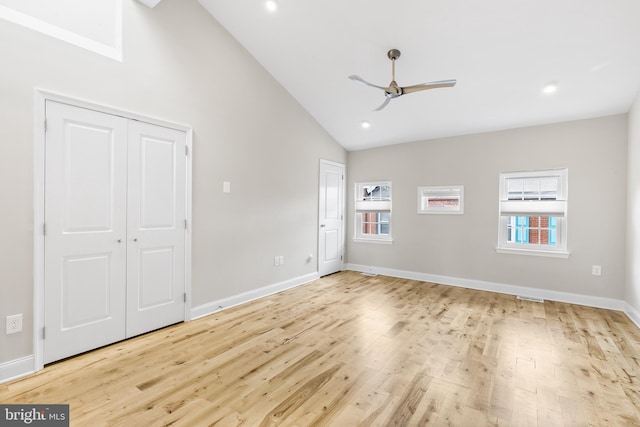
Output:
497,169,569,257
354,182,392,242
418,185,464,214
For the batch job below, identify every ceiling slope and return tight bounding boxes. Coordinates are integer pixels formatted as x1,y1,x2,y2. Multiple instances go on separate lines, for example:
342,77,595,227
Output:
199,0,640,151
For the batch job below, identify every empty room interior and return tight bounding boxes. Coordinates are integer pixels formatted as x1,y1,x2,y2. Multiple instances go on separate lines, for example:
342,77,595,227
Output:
1,0,640,425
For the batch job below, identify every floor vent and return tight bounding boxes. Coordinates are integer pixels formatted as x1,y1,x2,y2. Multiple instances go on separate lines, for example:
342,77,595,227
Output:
517,295,544,303
361,272,378,277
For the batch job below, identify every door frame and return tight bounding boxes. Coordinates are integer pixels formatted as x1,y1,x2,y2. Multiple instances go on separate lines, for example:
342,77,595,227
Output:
33,89,193,371
318,159,345,276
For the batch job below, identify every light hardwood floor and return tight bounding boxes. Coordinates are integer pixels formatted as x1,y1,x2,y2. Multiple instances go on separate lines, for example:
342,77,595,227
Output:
2,271,640,426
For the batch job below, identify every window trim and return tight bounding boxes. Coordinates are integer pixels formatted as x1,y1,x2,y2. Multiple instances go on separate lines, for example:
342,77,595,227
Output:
496,169,570,257
354,181,393,243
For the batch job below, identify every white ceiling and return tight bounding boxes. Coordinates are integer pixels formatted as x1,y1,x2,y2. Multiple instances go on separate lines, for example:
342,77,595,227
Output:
198,0,640,151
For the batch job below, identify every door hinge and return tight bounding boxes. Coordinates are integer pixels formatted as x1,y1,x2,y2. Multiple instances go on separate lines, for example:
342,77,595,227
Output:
184,293,187,303
42,327,46,340
44,120,47,132
43,223,46,236
341,255,343,261
185,146,189,156
184,219,188,230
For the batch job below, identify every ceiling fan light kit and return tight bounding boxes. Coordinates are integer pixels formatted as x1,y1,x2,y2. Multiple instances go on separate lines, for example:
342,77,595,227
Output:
349,48,457,111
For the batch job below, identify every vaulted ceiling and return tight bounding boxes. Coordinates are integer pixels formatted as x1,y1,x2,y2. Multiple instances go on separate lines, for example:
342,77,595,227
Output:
198,0,640,151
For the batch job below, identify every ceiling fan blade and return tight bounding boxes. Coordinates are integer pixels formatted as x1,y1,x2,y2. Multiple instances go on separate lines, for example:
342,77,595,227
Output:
374,97,391,111
401,79,457,94
349,75,388,91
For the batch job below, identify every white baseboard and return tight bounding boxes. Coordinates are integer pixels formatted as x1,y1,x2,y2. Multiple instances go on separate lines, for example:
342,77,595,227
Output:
0,355,34,384
625,303,640,329
191,272,319,320
345,263,627,312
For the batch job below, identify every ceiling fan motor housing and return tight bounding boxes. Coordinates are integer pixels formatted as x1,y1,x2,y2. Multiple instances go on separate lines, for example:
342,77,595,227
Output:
387,49,401,61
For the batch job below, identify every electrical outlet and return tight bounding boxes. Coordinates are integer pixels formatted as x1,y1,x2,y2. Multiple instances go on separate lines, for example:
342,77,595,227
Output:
274,256,280,266
6,314,23,335
592,265,602,276
279,256,284,265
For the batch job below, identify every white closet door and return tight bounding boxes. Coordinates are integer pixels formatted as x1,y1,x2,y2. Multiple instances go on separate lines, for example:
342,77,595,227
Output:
318,160,344,277
44,101,128,364
126,121,186,337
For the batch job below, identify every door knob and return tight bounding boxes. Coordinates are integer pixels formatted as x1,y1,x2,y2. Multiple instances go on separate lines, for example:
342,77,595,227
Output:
117,239,122,243
320,224,326,228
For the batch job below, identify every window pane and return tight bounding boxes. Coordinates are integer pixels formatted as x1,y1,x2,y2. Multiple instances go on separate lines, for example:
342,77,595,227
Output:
360,186,377,201
358,184,392,201
539,178,559,199
507,179,523,199
522,179,539,200
361,212,377,234
506,215,558,246
507,177,559,201
359,212,390,236
379,184,391,199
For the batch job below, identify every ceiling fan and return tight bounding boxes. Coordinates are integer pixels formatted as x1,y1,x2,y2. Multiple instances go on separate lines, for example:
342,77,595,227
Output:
349,49,457,111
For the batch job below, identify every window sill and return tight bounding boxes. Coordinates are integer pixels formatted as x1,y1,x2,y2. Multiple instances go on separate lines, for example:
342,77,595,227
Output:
353,238,393,245
496,247,570,258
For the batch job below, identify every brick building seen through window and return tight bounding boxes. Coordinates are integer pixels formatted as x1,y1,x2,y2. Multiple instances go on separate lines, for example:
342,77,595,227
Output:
509,215,558,246
362,212,390,235
428,198,459,208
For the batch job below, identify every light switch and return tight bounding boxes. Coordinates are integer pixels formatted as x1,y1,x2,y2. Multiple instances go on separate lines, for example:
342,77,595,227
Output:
223,181,231,193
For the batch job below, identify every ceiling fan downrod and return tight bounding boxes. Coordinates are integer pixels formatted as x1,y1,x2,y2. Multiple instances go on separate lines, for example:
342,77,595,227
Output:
388,49,400,82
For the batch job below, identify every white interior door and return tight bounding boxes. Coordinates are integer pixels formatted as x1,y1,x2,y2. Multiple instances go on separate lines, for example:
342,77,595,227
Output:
126,121,186,337
43,101,188,364
44,101,128,364
318,160,344,277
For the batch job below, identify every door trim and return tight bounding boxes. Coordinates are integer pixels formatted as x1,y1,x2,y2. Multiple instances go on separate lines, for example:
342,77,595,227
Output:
318,159,345,276
33,89,193,371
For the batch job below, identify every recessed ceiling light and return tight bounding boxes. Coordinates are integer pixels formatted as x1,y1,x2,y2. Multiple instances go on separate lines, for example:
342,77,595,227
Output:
361,121,371,129
543,81,558,94
265,0,277,12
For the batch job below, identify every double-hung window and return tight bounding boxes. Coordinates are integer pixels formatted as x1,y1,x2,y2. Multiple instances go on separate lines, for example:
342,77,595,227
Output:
354,181,392,243
497,169,569,257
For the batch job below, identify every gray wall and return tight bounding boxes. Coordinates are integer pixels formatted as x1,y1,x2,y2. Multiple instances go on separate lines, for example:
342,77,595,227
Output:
627,92,640,314
0,0,345,365
347,115,628,299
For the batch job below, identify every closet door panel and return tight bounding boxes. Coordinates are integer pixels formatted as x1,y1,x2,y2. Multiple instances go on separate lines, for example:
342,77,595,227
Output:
126,121,186,337
43,101,127,364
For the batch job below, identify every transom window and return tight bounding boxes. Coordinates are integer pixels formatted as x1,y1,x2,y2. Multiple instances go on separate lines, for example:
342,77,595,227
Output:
418,185,464,214
354,182,392,243
497,169,569,257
